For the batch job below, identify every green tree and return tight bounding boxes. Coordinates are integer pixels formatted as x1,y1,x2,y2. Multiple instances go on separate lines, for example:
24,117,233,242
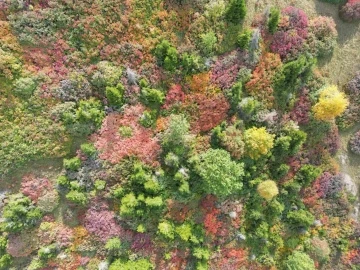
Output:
295,165,321,187
287,209,315,229
193,149,244,198
161,114,191,156
140,88,165,108
200,31,217,56
273,55,316,109
1,193,42,232
268,7,280,34
106,84,124,107
225,0,247,23
154,40,178,71
237,29,252,50
284,251,315,270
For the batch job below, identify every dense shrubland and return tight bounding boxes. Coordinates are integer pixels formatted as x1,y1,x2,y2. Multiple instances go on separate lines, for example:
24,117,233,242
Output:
0,1,358,270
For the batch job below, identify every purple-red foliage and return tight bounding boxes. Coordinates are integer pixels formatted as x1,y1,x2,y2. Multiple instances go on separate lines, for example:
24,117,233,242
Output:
282,6,308,38
314,172,333,199
270,7,309,59
20,174,52,203
131,233,154,255
57,226,74,248
350,130,360,155
340,0,360,22
290,90,311,125
162,84,185,110
7,231,37,257
323,125,340,155
347,72,360,95
210,50,245,90
84,203,124,242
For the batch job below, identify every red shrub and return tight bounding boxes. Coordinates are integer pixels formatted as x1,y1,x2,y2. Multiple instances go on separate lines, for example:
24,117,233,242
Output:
162,84,185,109
271,7,309,59
210,248,248,270
20,174,52,203
7,231,38,257
210,50,246,90
340,1,360,22
184,93,230,132
290,89,311,125
245,53,282,108
131,233,154,255
94,105,160,167
84,205,124,242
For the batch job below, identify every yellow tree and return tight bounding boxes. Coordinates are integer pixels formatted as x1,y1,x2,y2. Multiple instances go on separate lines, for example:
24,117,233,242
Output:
244,127,275,159
312,85,348,121
257,180,279,200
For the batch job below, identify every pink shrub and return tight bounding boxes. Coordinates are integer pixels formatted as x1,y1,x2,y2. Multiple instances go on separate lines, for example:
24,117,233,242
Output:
131,233,154,255
7,231,38,257
94,105,160,167
290,90,311,125
57,226,74,248
84,206,124,242
271,7,309,59
340,0,360,22
20,174,52,203
282,6,308,38
323,125,340,155
210,50,245,90
162,84,185,109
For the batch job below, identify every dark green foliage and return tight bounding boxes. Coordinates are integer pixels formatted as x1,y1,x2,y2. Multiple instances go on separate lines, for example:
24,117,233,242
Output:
154,40,178,71
237,29,252,50
140,88,165,108
62,98,105,136
1,193,42,232
105,84,124,107
225,0,247,23
273,55,316,109
295,165,321,186
287,209,315,229
0,254,12,270
268,8,280,34
271,164,290,180
181,53,205,75
63,157,81,171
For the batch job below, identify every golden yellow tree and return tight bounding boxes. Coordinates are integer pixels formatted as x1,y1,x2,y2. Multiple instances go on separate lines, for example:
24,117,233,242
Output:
257,180,279,200
244,127,275,159
312,85,348,121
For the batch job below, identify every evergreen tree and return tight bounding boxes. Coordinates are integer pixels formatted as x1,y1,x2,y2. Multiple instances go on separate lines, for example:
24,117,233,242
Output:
225,0,247,23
